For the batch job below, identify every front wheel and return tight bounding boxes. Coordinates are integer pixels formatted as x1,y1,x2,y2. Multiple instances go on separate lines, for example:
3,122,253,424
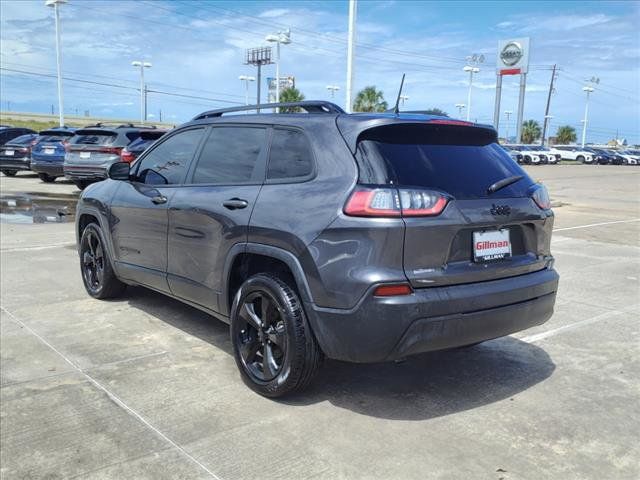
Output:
230,274,323,397
38,173,56,183
577,155,585,164
2,170,17,177
80,223,126,299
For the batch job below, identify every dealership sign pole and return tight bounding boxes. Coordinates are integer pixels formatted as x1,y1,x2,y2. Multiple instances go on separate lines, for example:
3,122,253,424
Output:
493,38,530,143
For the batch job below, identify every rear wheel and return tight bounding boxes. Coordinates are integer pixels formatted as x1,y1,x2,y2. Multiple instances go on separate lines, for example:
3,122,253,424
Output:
230,273,323,397
38,173,56,183
577,155,585,164
79,223,126,299
2,170,17,177
74,180,91,190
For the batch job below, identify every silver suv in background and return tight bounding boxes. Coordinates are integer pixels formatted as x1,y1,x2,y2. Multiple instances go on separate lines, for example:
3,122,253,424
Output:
551,145,595,164
64,124,159,189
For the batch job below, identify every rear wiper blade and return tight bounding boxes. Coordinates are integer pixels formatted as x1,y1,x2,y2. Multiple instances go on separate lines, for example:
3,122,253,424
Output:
487,175,524,194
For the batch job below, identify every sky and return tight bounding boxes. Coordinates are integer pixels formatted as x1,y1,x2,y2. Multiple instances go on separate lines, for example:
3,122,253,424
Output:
1,0,638,144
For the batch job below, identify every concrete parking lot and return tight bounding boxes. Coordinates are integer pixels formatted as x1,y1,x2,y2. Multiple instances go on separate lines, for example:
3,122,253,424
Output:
1,165,639,479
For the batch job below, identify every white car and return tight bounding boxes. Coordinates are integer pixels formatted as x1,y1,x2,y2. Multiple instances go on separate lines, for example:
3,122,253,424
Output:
619,149,640,165
528,146,559,164
507,145,544,165
551,146,594,164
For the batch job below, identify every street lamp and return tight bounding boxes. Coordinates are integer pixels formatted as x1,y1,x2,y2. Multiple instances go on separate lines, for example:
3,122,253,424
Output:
581,86,595,148
504,110,513,142
326,85,340,98
265,29,291,112
239,75,256,105
399,94,409,107
131,61,152,124
455,103,466,117
45,0,67,127
463,53,484,122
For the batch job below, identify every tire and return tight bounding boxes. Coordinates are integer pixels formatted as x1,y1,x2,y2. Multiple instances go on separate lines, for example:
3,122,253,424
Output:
79,223,126,299
74,180,91,190
230,273,323,398
2,170,17,177
38,173,56,183
577,155,585,164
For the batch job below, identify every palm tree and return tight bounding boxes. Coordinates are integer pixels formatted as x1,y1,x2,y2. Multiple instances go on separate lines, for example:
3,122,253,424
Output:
555,125,577,144
353,86,388,112
521,120,542,144
279,87,305,113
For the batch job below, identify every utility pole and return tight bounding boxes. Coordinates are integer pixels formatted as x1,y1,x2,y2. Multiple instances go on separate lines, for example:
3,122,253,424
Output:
159,109,162,122
326,85,340,98
346,0,357,113
540,64,557,146
455,103,466,117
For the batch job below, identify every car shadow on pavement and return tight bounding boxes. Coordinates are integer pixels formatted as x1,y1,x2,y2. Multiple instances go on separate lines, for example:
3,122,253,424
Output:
125,286,555,421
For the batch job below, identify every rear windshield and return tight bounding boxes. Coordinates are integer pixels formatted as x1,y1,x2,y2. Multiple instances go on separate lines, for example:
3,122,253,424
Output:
38,131,74,142
355,124,533,199
5,134,35,145
71,130,117,146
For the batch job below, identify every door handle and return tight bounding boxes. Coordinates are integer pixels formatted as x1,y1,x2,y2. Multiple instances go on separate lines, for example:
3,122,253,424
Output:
223,198,249,210
151,195,167,205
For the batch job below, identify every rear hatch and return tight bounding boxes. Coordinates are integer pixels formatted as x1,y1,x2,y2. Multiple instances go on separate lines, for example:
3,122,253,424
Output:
350,122,554,288
65,129,124,166
0,135,36,160
32,130,75,161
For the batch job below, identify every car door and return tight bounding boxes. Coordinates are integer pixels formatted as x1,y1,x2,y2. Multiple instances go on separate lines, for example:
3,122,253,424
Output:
167,125,268,312
110,127,205,292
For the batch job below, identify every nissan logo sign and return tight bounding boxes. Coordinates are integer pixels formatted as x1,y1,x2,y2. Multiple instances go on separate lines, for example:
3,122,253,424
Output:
500,42,523,67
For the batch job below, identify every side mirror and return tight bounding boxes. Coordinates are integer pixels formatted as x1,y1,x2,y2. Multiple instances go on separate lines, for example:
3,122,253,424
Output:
108,162,130,181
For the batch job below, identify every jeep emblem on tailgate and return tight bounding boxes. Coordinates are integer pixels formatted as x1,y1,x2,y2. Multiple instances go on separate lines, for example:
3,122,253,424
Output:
490,204,511,216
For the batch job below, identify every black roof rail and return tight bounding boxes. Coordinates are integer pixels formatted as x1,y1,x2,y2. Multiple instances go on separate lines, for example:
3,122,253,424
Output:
192,101,345,120
116,123,157,129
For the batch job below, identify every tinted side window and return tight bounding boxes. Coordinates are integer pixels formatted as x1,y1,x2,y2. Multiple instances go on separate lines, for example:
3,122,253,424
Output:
191,127,266,184
136,128,203,185
267,129,313,180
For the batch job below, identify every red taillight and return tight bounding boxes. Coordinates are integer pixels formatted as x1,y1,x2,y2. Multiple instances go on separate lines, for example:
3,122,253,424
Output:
531,184,551,210
373,283,413,297
344,187,448,218
120,149,136,163
98,146,123,155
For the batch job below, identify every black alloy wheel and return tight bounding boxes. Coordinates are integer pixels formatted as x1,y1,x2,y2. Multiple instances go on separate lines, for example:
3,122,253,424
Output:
236,291,287,382
81,227,105,295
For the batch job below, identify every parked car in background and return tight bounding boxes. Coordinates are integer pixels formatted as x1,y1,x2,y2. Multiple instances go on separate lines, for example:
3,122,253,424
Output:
527,146,558,164
586,148,622,165
508,145,544,164
75,101,558,397
501,146,524,164
619,149,640,165
551,145,594,164
30,127,76,182
0,127,36,146
601,149,626,165
120,129,167,163
64,124,159,190
0,133,39,176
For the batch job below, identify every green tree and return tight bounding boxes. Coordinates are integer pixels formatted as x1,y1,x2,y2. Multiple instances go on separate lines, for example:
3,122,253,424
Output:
279,87,305,113
353,86,388,112
555,125,577,144
521,119,542,144
422,108,449,117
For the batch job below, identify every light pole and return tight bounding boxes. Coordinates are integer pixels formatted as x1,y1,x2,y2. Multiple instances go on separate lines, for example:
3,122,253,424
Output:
239,75,256,105
45,0,66,127
346,0,357,113
455,103,466,117
504,110,513,142
326,85,340,98
131,61,152,124
581,86,594,148
265,29,291,112
463,54,484,122
399,95,409,107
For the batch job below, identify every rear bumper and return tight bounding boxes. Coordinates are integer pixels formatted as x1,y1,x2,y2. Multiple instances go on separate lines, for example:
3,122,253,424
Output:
305,268,559,363
63,165,108,181
0,158,30,171
31,161,63,176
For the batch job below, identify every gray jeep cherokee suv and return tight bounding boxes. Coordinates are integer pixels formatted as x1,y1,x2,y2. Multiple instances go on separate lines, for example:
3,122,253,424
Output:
75,101,559,397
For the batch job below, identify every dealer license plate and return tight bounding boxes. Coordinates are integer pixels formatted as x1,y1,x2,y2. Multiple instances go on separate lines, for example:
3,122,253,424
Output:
44,148,55,154
80,152,91,159
473,229,511,262
5,150,14,156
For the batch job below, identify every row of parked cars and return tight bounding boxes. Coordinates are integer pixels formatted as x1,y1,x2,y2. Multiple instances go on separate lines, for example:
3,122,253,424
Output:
0,124,167,189
503,144,639,166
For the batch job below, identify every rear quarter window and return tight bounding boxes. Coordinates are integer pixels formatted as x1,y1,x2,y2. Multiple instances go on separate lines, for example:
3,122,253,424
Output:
355,124,534,199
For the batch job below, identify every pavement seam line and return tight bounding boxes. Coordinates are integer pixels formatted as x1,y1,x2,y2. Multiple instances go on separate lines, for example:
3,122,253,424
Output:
1,242,76,253
553,218,640,232
520,306,636,343
0,305,223,480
